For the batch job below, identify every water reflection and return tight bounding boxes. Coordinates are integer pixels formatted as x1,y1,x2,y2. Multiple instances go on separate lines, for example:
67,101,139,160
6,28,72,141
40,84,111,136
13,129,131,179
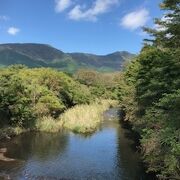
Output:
0,108,153,180
1,130,69,161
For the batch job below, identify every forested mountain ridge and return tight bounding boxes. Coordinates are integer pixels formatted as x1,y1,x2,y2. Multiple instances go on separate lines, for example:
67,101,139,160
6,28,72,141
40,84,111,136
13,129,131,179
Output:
0,43,135,72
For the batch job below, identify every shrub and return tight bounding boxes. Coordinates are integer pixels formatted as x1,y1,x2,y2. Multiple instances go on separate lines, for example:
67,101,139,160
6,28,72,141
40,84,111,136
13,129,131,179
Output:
60,100,118,133
36,116,63,132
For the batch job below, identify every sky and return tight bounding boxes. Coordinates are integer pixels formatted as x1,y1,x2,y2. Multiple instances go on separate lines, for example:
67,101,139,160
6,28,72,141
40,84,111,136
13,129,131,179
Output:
0,0,163,54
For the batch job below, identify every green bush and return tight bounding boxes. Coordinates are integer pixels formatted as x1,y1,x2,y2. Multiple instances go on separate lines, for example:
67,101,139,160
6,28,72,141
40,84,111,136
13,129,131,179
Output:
120,47,180,179
0,66,92,128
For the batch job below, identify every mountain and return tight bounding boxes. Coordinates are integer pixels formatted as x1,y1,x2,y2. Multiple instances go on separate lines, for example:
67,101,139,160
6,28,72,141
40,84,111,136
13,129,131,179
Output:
0,43,135,73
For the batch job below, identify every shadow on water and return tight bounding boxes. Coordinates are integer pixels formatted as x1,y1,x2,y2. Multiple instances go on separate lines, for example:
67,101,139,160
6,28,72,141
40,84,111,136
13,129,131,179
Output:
2,131,69,161
0,108,157,180
0,131,69,179
103,108,156,180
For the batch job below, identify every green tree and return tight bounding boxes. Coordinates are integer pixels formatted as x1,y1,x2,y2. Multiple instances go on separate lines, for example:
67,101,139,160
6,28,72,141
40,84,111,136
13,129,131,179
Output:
120,0,180,178
0,66,93,128
144,0,180,48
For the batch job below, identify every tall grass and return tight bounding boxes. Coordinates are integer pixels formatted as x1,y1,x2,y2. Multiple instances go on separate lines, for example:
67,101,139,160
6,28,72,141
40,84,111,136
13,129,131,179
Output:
36,116,63,132
59,99,118,133
0,117,63,139
0,100,118,138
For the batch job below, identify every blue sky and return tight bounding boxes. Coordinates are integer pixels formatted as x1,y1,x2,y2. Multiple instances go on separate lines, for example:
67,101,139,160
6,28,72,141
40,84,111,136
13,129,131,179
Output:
0,0,163,54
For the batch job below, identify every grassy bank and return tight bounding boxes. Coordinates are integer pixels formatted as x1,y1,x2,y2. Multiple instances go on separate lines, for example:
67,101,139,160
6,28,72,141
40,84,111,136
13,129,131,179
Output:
0,127,25,140
0,118,63,140
60,100,118,133
0,100,118,138
35,116,63,133
0,66,121,138
27,99,117,133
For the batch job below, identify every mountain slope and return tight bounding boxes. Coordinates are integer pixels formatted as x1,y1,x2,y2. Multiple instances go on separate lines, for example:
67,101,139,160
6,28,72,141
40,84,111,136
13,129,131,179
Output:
0,43,135,72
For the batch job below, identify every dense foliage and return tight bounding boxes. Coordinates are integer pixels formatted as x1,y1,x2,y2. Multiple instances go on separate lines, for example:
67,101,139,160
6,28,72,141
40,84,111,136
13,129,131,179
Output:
0,1,179,178
0,65,92,128
120,0,180,179
74,69,123,100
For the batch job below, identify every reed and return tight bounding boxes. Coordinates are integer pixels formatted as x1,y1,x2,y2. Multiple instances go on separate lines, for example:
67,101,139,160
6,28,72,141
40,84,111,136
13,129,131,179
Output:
36,116,63,132
59,99,118,133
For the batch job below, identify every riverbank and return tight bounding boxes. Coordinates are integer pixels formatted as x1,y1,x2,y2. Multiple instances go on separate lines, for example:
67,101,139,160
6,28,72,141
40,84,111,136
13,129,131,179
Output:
0,127,25,141
0,108,152,180
60,99,118,133
0,148,15,162
36,99,117,134
0,100,118,140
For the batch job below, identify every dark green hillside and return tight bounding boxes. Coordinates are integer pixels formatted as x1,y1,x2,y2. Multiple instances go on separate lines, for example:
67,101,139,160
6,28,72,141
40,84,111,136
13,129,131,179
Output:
69,51,133,70
0,43,65,62
0,49,47,67
0,43,135,72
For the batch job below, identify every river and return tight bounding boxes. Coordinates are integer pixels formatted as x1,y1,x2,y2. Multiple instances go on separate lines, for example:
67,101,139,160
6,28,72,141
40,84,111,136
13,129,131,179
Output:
0,108,154,180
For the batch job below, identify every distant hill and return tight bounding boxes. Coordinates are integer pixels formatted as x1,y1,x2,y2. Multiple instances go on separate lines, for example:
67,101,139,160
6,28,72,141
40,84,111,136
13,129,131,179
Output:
0,43,135,73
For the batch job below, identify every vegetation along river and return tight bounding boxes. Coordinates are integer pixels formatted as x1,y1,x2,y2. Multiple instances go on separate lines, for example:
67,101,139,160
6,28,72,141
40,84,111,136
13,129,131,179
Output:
0,108,154,180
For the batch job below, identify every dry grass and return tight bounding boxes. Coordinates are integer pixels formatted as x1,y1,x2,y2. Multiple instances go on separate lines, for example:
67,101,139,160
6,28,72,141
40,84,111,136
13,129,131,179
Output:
0,100,118,136
36,116,63,132
59,99,118,133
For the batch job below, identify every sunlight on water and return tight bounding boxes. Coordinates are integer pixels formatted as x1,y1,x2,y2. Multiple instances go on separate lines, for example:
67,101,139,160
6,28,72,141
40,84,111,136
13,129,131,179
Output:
0,108,152,180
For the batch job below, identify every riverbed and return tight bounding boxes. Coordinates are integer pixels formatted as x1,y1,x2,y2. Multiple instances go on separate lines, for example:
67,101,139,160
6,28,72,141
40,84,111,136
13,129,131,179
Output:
0,108,153,180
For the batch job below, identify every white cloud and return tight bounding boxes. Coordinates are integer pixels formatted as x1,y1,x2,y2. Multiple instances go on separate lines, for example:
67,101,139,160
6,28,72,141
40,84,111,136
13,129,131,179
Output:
7,27,20,35
55,0,72,12
68,0,119,21
120,9,150,30
0,15,9,21
138,30,148,37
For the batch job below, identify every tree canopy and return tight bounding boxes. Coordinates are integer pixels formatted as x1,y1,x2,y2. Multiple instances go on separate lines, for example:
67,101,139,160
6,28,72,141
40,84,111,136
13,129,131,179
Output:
120,0,180,178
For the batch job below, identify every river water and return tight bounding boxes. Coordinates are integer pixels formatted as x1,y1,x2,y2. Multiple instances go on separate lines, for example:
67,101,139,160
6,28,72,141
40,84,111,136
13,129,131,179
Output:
0,108,153,180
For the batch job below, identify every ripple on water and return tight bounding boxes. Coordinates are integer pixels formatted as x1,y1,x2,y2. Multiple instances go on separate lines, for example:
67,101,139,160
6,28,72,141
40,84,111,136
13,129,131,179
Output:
0,108,153,180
